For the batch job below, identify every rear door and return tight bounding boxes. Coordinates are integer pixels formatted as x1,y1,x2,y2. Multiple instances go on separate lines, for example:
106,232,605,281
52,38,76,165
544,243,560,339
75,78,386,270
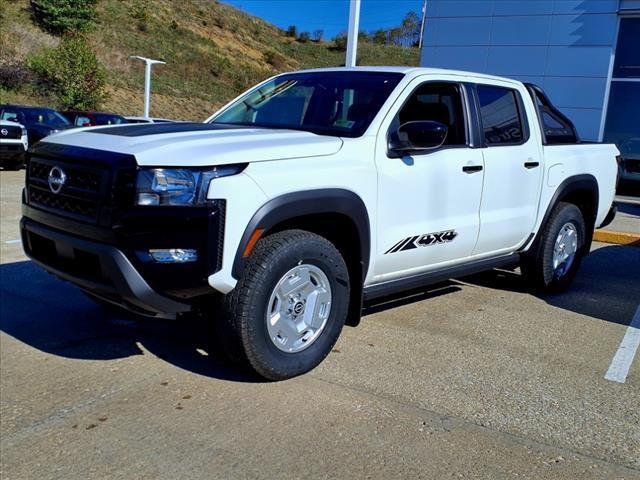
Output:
373,79,485,283
471,82,543,255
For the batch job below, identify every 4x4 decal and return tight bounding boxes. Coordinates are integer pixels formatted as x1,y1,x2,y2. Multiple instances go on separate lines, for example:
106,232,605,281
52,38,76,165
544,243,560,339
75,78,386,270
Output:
385,230,458,254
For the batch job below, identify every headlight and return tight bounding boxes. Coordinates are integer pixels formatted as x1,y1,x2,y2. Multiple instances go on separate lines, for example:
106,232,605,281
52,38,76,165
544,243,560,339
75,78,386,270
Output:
135,165,246,206
21,127,27,136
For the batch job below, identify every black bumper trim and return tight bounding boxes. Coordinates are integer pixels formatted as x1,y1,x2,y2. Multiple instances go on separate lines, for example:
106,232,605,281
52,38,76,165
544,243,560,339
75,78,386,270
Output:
21,218,191,316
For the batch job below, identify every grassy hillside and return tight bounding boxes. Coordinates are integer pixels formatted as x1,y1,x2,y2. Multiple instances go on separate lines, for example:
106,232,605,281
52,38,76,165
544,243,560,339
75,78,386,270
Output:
0,0,419,121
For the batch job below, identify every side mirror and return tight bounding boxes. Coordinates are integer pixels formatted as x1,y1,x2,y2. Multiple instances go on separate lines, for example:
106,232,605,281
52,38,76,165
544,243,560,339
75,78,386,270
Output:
389,120,448,154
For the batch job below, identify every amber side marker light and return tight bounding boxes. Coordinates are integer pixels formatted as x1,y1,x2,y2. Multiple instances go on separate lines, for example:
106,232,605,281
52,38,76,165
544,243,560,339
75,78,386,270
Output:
243,228,265,257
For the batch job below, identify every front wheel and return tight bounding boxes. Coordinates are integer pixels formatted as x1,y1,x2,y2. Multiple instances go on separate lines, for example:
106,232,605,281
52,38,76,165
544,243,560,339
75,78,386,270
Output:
521,202,586,292
221,230,350,380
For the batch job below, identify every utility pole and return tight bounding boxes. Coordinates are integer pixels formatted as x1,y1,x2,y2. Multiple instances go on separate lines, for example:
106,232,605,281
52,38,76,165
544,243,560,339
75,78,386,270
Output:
345,0,361,67
418,0,427,49
130,56,166,118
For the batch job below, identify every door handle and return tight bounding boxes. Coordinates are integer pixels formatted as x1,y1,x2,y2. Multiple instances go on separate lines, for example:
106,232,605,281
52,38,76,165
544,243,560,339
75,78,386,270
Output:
524,161,540,169
462,165,483,173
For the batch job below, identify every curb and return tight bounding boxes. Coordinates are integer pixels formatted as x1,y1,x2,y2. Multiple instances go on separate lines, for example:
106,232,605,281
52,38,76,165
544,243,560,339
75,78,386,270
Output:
593,229,640,246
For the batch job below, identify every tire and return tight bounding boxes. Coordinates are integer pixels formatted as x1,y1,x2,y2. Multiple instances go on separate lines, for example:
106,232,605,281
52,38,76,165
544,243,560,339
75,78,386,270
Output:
521,202,586,293
220,229,350,381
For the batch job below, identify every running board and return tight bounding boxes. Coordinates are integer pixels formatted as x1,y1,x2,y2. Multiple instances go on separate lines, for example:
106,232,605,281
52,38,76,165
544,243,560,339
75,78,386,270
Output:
363,254,519,301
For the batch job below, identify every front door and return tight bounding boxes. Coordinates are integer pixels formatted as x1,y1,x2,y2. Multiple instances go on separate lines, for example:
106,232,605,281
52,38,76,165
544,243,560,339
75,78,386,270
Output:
373,80,484,284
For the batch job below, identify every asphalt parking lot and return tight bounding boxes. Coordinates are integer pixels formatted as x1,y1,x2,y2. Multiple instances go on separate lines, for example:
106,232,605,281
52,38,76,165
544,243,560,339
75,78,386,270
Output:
1,170,639,479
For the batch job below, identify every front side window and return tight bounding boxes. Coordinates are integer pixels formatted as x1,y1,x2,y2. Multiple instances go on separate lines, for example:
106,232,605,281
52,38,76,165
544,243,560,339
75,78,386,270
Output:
392,82,467,146
210,71,403,138
477,85,524,145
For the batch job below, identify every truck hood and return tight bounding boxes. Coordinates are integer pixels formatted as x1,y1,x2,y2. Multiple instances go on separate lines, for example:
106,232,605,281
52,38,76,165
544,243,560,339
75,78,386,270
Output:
42,123,343,166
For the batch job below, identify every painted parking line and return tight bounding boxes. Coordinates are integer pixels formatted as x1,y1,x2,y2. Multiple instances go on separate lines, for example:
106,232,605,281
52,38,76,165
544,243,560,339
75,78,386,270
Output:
4,239,21,245
605,305,640,384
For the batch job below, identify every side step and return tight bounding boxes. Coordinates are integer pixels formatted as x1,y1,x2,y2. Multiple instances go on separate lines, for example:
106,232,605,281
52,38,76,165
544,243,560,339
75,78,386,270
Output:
363,254,519,301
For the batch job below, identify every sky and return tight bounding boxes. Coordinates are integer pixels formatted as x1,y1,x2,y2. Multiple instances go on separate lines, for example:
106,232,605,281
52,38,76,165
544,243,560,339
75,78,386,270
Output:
222,0,424,39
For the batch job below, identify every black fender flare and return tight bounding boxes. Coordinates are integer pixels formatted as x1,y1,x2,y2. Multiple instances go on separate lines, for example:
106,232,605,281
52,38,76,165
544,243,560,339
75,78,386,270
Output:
525,174,599,254
231,188,371,281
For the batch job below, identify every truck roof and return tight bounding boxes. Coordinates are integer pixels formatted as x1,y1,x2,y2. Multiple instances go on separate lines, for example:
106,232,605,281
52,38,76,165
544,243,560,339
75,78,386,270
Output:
291,66,520,85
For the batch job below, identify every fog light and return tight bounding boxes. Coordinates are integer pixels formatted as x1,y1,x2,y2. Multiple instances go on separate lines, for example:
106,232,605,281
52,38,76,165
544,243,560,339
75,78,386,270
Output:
149,249,198,263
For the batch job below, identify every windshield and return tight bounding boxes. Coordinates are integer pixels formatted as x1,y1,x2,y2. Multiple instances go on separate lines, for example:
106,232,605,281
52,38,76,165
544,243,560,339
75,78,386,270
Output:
23,108,71,128
210,71,404,137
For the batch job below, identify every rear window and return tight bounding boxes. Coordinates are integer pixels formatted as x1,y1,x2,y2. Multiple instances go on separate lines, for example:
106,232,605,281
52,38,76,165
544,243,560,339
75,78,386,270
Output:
476,85,524,146
94,114,127,125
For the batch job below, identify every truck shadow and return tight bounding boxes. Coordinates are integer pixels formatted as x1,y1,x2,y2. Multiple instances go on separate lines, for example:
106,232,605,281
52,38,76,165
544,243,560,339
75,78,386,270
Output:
459,244,640,326
0,260,260,383
1,244,637,382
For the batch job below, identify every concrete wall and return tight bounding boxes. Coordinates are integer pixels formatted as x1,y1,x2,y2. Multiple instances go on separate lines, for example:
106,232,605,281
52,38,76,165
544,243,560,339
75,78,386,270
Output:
420,0,621,140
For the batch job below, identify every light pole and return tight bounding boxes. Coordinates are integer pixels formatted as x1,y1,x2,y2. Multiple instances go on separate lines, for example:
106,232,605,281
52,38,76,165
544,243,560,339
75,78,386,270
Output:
418,0,427,49
130,56,166,118
345,0,361,67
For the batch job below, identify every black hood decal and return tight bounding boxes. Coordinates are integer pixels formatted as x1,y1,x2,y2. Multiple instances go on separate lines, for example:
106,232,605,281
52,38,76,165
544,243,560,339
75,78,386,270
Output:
90,122,248,137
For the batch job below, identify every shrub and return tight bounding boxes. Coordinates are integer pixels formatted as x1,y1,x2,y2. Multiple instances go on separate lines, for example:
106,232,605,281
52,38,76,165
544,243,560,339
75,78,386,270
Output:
332,34,348,52
297,31,310,43
312,30,324,42
286,25,297,38
0,61,35,90
30,0,97,35
131,0,150,32
28,34,107,109
264,50,286,70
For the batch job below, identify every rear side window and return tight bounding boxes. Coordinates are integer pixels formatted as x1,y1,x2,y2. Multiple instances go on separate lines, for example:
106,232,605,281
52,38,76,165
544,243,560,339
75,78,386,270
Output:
476,85,524,145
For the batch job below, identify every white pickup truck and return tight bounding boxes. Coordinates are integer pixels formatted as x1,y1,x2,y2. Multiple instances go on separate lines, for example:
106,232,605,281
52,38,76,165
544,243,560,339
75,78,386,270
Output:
21,67,619,380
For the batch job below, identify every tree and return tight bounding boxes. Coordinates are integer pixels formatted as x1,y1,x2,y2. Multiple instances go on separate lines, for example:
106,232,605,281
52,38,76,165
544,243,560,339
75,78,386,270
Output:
312,29,324,42
30,0,97,35
286,25,297,38
298,31,310,43
332,33,348,51
358,30,370,43
28,34,107,109
401,11,421,47
389,27,403,46
372,28,388,45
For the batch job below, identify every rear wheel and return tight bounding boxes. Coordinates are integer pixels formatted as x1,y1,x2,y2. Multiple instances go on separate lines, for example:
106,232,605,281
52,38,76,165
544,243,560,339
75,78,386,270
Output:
522,202,586,292
220,230,350,380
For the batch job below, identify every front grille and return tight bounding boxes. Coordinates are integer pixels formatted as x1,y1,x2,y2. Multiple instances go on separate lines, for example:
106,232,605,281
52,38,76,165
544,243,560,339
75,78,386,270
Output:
0,125,22,140
27,156,135,224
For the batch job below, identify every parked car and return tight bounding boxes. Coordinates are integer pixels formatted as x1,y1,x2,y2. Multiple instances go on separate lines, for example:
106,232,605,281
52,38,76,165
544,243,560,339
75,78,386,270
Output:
20,67,619,380
0,119,28,170
125,116,177,124
0,105,73,145
617,137,640,187
62,110,128,127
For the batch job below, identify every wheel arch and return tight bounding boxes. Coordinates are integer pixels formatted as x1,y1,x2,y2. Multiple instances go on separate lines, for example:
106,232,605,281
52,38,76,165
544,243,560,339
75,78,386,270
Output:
231,189,371,326
530,174,599,255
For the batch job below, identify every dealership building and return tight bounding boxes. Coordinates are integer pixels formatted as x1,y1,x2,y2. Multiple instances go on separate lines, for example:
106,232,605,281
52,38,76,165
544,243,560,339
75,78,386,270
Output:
421,0,639,164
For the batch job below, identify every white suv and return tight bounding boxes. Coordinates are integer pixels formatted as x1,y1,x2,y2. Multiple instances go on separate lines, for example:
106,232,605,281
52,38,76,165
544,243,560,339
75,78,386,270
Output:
0,119,28,170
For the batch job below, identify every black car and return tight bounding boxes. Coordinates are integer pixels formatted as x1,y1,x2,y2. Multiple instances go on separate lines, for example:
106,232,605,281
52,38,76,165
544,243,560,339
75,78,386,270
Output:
0,105,73,145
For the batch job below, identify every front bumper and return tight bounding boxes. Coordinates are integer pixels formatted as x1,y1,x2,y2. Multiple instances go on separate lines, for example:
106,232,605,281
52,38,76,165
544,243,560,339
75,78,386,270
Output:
0,143,26,163
21,217,191,316
21,200,226,317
